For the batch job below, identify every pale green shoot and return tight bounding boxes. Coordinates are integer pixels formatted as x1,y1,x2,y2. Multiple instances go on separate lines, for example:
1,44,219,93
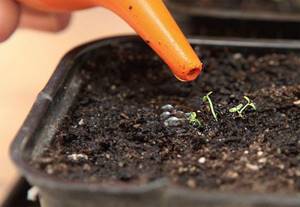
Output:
187,112,202,128
202,92,218,121
229,96,256,117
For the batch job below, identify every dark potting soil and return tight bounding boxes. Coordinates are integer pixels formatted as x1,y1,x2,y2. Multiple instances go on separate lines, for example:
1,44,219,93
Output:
182,0,300,14
31,45,300,194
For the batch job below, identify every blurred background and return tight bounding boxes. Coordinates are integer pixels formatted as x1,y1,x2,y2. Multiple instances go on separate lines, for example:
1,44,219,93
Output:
0,8,133,202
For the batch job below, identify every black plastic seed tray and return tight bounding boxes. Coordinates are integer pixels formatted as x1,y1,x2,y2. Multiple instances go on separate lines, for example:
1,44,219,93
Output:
10,36,300,207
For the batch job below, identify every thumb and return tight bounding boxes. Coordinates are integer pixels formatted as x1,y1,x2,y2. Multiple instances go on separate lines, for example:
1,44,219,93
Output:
20,7,71,32
0,0,21,42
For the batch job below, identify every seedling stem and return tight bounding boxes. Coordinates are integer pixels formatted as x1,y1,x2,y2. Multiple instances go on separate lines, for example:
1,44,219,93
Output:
203,92,218,121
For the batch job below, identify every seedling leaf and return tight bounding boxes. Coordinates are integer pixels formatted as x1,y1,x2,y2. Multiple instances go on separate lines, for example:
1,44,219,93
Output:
187,112,202,128
229,104,244,113
244,96,250,103
249,103,257,111
230,96,256,118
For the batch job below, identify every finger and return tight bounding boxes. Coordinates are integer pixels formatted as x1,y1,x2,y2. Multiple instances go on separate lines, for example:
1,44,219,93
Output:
20,7,71,32
0,0,20,42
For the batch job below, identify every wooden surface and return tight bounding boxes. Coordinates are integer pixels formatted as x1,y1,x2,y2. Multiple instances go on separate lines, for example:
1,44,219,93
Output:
0,8,133,203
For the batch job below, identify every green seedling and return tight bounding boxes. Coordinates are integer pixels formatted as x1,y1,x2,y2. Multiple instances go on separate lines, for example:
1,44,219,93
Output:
229,104,243,113
229,96,256,118
187,112,202,128
203,91,218,121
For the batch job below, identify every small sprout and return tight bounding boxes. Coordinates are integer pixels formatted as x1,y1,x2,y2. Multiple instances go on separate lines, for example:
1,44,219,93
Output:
229,96,256,118
187,112,202,128
229,104,243,113
202,91,218,121
240,96,256,115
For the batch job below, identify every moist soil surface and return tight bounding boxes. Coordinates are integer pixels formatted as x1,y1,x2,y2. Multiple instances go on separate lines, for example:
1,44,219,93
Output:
32,44,300,194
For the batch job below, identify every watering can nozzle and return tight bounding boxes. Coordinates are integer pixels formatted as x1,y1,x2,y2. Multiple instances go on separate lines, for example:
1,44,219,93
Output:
18,0,203,81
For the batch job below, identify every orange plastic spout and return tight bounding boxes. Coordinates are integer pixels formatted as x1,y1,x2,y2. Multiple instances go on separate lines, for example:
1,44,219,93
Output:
18,0,203,81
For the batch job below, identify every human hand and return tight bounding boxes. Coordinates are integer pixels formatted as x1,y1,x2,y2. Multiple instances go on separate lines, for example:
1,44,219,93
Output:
0,0,71,42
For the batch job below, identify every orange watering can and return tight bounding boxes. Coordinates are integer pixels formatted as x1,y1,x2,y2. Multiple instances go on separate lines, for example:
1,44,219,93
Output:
18,0,203,81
